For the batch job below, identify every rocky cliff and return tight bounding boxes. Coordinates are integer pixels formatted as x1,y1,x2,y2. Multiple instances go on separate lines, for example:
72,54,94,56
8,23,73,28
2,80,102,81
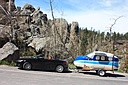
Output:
0,0,16,24
0,1,79,62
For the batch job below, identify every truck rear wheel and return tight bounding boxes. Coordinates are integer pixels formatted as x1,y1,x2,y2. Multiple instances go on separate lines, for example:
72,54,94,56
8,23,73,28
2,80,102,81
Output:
23,62,32,70
56,65,64,73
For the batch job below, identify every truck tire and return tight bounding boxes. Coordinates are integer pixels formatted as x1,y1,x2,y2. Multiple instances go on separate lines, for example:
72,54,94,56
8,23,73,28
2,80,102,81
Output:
23,62,32,70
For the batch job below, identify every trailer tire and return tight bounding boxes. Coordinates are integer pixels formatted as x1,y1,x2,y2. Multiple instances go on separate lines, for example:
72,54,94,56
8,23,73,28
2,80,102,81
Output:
98,70,106,76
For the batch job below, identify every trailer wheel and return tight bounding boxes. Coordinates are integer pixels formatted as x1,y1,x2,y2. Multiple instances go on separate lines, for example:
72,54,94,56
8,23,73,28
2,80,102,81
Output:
98,70,106,76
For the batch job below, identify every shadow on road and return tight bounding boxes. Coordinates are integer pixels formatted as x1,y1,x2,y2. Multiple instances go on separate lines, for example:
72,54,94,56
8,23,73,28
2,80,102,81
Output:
80,71,125,77
18,67,72,73
18,67,125,77
105,73,125,77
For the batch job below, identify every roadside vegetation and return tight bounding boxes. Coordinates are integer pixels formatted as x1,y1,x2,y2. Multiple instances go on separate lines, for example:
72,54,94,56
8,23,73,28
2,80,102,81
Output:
68,63,76,69
0,60,16,66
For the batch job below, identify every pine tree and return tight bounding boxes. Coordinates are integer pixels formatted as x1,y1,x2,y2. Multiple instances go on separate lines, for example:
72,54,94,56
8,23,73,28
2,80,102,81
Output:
80,29,88,55
124,44,128,72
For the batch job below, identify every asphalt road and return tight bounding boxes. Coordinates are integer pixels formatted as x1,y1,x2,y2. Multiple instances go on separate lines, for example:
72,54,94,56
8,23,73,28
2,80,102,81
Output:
0,65,128,85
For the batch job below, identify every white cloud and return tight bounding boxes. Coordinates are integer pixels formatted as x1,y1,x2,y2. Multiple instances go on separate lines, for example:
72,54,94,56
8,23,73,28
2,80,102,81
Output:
99,0,119,7
54,0,128,34
66,0,83,4
63,9,128,34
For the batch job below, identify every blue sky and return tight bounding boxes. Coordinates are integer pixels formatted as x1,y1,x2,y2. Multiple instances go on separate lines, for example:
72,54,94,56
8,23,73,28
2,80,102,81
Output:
15,0,128,33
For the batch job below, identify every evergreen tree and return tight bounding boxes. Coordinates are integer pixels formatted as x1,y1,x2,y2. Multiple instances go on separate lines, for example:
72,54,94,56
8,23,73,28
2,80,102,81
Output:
116,32,121,40
80,28,88,55
124,32,128,40
112,32,117,41
101,32,105,40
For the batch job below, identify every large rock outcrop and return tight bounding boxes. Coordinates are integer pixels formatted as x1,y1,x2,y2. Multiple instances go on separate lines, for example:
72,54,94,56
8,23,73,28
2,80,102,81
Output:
0,0,16,48
21,4,35,15
0,0,16,24
0,2,80,61
28,37,50,52
0,42,19,62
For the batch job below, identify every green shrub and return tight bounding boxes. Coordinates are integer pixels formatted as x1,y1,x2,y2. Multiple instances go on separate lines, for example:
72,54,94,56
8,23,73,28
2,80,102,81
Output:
116,69,124,73
0,60,16,66
68,63,76,69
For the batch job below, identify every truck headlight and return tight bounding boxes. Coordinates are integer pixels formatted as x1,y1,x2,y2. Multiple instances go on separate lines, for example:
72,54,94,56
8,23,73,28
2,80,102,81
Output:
17,60,26,62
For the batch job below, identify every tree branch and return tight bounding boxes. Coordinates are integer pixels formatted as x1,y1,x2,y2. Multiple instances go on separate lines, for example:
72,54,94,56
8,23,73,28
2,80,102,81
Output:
110,16,123,31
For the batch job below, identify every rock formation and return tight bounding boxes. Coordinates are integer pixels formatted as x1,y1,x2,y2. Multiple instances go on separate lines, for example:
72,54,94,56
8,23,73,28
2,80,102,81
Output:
0,1,79,62
0,42,19,62
0,0,16,24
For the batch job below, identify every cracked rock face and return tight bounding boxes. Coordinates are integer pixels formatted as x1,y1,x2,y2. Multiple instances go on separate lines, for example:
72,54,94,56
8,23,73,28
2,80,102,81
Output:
0,0,16,24
0,42,19,62
0,1,79,62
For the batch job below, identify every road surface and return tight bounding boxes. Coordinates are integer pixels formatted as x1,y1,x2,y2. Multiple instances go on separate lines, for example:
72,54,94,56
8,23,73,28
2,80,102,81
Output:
0,65,128,85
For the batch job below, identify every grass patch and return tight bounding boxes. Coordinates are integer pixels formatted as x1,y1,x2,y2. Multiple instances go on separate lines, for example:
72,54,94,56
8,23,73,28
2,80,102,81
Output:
68,63,76,69
0,60,16,66
116,69,124,73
